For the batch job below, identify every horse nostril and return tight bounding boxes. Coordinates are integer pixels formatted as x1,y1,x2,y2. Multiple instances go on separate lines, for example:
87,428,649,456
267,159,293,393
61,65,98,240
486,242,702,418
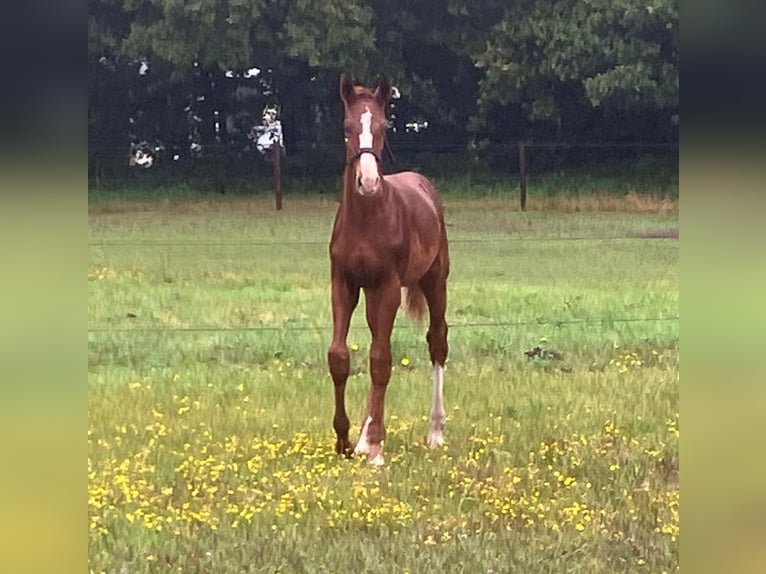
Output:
357,176,363,188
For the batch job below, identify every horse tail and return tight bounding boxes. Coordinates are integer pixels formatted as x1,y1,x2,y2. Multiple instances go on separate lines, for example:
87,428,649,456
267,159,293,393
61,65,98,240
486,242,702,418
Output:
401,286,427,324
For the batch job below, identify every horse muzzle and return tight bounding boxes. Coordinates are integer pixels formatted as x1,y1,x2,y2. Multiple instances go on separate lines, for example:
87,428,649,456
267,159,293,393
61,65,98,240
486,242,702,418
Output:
356,174,382,196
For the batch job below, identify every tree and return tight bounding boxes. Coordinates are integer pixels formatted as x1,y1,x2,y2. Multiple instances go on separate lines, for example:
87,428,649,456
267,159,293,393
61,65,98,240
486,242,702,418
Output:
88,0,680,180
89,0,135,176
367,0,503,142
119,0,376,76
473,0,678,135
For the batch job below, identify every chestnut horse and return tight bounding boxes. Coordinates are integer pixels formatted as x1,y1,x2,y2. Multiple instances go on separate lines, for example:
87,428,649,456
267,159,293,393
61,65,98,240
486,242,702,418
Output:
327,76,450,466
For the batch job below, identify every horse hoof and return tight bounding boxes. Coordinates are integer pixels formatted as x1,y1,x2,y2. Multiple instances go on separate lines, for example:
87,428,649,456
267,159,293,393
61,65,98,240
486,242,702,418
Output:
336,439,354,458
364,443,385,466
368,453,385,466
427,431,444,447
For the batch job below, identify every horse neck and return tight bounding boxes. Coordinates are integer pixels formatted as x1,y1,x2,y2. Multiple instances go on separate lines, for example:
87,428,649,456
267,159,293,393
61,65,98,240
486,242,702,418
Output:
340,164,390,218
342,164,356,201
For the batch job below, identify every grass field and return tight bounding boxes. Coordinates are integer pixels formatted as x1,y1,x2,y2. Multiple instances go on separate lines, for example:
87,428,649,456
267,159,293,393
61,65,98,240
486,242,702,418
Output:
88,188,678,573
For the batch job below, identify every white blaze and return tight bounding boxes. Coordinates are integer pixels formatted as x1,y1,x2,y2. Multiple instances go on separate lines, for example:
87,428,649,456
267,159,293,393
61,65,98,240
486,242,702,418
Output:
357,106,379,192
359,107,373,147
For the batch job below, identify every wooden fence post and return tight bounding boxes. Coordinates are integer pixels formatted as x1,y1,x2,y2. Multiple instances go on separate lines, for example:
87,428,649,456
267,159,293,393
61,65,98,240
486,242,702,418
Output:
518,140,527,211
272,143,282,211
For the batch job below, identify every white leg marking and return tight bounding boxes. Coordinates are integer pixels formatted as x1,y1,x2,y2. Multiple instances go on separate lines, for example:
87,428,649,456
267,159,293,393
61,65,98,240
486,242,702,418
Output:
355,415,373,455
427,363,446,447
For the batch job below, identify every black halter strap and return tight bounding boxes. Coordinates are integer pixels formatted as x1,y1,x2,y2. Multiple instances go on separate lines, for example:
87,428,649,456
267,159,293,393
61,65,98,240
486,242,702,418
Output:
347,147,381,166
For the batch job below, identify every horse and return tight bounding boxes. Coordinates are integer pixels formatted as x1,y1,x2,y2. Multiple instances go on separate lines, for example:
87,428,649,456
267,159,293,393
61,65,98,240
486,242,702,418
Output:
327,76,450,466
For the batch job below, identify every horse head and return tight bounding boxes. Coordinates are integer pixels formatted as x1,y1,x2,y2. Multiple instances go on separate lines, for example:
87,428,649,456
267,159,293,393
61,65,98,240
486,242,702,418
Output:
340,76,392,196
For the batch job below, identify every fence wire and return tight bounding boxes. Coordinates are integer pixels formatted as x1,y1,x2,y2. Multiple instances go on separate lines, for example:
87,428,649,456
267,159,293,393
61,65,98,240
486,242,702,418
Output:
88,234,678,247
87,316,678,335
89,229,678,334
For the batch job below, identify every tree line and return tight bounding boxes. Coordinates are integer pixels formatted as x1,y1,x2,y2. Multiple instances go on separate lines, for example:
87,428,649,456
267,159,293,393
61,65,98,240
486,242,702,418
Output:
88,0,678,179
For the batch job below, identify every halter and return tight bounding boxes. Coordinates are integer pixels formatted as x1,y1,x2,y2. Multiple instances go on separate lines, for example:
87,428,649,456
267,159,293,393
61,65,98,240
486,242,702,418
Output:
347,147,381,166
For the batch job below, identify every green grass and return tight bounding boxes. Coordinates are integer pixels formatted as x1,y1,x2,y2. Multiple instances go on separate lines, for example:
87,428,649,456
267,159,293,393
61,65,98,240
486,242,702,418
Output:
88,192,678,573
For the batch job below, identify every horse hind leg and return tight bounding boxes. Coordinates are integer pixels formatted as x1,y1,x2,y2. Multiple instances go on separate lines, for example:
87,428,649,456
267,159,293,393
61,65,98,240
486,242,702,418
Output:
428,363,446,447
420,268,448,447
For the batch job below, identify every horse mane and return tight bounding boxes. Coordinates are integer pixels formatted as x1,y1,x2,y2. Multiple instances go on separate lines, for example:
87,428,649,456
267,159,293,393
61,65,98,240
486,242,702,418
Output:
351,86,375,97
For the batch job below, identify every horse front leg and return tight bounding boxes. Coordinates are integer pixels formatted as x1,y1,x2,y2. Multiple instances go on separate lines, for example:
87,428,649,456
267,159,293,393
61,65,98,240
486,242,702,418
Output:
327,271,359,456
355,280,400,466
421,265,449,448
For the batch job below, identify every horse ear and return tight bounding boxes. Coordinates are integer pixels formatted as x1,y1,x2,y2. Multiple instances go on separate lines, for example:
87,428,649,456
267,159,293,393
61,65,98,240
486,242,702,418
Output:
375,77,392,105
340,75,355,106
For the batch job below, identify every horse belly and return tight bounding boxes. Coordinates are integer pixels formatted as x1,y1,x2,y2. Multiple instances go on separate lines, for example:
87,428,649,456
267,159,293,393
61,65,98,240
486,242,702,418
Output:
401,236,439,285
387,172,443,284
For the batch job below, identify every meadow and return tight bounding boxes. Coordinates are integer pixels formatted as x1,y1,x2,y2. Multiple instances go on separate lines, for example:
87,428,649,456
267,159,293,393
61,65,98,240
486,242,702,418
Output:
88,182,678,573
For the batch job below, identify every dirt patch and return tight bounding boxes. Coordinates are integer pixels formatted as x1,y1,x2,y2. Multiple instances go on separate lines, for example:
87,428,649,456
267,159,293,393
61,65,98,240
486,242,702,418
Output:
534,192,678,213
628,228,679,239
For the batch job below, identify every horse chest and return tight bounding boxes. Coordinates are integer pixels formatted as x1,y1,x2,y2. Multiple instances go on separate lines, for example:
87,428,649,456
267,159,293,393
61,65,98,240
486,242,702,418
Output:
339,242,394,285
330,202,427,287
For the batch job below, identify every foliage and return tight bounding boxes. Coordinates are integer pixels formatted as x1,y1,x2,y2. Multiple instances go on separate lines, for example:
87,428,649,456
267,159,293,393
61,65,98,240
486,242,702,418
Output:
474,0,679,123
88,0,679,179
282,0,374,72
117,0,374,75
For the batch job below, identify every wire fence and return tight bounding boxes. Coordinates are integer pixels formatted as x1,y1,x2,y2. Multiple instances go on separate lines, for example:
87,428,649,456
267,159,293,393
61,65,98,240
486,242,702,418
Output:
90,139,678,181
88,233,679,335
87,316,678,335
89,145,678,336
519,142,678,149
87,233,678,247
